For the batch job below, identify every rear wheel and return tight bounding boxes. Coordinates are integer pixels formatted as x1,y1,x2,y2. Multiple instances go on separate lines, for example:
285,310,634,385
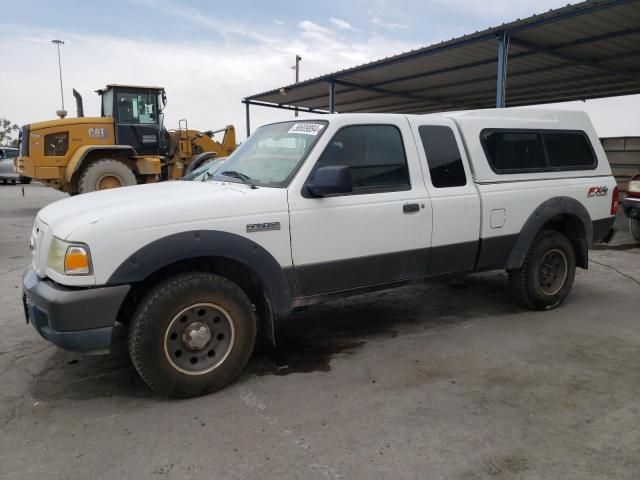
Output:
629,218,640,242
508,230,576,310
78,159,136,193
128,273,257,397
19,176,32,184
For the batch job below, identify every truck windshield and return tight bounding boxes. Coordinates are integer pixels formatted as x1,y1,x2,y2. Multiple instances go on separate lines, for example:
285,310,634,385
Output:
212,120,327,188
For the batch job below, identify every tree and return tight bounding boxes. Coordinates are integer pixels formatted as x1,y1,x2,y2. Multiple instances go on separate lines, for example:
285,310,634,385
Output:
0,118,19,147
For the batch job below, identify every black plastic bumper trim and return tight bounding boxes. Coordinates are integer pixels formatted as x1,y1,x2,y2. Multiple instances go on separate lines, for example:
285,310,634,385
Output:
22,268,130,333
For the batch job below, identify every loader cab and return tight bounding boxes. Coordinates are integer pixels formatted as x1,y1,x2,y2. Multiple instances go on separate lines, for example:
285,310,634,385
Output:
98,84,169,156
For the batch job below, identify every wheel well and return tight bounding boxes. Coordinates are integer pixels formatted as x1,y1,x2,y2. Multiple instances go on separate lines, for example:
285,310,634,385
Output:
540,214,588,269
116,256,274,341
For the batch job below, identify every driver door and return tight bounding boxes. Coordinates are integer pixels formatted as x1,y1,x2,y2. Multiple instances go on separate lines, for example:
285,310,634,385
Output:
287,119,432,298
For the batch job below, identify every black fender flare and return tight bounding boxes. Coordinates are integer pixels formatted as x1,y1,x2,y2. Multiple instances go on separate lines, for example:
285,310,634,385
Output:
504,196,593,271
106,230,294,318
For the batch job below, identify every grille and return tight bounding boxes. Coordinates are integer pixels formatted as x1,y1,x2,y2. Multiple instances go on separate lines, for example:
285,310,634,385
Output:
19,125,30,157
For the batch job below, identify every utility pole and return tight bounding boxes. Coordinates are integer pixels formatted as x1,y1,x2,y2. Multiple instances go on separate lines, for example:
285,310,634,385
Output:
52,39,66,118
291,55,301,117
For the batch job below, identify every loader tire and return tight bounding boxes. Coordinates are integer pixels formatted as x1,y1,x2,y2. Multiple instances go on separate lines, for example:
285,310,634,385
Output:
78,159,136,193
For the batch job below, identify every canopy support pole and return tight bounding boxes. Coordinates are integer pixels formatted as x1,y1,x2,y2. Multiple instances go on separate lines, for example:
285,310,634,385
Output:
245,101,251,138
496,31,510,108
329,80,336,113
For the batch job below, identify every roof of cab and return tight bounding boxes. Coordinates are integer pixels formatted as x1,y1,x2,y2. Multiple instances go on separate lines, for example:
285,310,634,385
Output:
96,84,165,94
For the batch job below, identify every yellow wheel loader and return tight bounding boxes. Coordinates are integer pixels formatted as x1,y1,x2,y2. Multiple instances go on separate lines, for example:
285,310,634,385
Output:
14,84,236,194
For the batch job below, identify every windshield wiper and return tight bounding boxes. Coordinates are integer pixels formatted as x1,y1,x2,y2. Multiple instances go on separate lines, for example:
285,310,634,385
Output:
220,170,257,189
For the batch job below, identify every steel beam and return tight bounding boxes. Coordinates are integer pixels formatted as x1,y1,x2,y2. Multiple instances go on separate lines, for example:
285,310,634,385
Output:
245,101,251,138
242,99,329,114
329,80,336,113
496,31,509,108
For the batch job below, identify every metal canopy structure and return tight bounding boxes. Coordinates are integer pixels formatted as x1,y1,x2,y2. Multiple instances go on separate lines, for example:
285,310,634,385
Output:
243,0,640,135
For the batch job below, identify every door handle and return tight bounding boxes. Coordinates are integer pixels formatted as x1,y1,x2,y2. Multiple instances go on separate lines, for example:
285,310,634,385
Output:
403,203,420,213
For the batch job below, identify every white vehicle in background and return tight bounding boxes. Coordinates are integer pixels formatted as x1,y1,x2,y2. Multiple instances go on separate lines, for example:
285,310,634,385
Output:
22,109,617,397
0,146,31,184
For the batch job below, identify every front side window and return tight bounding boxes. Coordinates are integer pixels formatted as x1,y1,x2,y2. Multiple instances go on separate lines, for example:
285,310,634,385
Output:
211,121,327,187
115,92,157,124
314,125,409,193
44,133,69,156
2,149,18,159
419,125,466,188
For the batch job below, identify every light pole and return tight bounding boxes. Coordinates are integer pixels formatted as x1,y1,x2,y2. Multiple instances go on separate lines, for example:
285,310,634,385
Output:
52,39,66,118
291,55,301,117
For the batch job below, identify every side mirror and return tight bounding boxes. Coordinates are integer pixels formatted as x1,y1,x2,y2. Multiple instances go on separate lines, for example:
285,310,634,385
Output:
306,165,352,197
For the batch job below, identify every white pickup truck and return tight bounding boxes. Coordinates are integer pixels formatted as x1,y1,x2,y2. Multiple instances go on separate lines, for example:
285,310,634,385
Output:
23,109,617,397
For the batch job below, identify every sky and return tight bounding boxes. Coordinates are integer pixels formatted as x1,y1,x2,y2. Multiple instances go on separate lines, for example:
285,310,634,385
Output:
1,0,639,141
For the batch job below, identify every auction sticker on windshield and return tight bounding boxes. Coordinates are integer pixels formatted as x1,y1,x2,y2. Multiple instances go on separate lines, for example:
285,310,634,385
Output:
288,123,325,135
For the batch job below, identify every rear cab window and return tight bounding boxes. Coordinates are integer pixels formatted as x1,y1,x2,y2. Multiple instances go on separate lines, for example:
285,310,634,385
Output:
418,125,467,188
481,129,597,173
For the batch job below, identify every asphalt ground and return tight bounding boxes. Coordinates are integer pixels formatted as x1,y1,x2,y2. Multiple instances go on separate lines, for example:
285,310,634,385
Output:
1,183,639,480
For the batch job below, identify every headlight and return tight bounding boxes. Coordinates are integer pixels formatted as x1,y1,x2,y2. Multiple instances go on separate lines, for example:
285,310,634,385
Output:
47,237,92,275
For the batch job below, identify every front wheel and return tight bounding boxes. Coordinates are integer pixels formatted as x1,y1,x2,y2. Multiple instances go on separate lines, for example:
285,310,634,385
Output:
128,273,257,397
78,159,136,193
508,230,576,310
629,218,640,242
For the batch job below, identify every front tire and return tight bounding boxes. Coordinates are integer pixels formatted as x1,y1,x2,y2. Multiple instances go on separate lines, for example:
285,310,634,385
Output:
629,218,640,242
508,230,576,310
78,159,136,193
128,273,257,397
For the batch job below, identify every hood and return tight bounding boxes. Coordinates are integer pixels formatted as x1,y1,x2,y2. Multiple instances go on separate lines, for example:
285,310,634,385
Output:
37,180,270,240
30,116,113,131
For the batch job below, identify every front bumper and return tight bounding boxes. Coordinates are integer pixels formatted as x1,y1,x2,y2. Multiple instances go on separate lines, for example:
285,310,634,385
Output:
22,268,130,352
14,155,35,178
622,196,640,220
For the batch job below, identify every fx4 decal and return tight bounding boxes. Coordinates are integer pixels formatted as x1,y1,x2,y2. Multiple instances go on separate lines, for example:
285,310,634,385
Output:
587,186,608,198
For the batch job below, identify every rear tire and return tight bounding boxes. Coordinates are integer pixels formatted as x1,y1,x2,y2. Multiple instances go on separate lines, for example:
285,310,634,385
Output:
508,230,576,310
629,218,640,242
78,159,136,193
128,273,257,398
19,176,32,184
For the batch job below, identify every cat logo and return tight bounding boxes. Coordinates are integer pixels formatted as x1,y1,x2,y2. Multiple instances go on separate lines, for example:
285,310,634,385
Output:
88,128,107,138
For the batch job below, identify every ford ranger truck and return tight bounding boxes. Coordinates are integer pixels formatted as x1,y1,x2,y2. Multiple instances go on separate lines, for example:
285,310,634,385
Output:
22,109,617,397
